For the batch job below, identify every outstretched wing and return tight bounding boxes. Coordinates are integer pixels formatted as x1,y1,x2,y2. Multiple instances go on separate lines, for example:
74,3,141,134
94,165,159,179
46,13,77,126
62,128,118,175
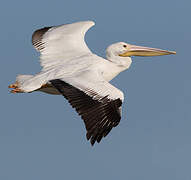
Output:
32,21,95,69
50,74,124,146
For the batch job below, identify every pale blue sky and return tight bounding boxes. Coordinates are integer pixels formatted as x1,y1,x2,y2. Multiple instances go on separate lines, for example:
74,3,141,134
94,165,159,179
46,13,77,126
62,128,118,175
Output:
1,0,191,179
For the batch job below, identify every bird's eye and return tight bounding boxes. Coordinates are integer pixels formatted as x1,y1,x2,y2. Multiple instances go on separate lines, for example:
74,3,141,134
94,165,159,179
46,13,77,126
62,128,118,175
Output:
123,45,127,48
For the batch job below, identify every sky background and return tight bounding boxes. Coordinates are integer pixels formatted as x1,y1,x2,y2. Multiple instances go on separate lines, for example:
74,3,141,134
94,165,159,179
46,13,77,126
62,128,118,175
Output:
1,0,191,179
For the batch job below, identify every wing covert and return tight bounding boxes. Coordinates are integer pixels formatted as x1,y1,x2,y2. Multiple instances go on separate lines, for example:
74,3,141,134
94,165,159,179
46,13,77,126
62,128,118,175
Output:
32,21,95,69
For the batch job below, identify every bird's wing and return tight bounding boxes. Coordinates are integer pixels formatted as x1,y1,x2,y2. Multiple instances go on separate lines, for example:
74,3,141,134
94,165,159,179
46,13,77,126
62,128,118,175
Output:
50,72,124,146
32,21,94,70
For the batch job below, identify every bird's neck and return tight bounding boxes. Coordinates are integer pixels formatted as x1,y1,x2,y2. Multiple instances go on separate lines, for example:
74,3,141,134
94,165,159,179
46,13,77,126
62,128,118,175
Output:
100,56,132,82
106,53,132,69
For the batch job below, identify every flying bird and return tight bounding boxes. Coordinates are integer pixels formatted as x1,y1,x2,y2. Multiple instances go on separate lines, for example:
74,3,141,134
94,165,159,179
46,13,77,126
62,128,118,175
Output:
9,21,176,145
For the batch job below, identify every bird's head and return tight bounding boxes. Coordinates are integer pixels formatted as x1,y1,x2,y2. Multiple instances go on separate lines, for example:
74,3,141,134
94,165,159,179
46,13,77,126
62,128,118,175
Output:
106,42,176,68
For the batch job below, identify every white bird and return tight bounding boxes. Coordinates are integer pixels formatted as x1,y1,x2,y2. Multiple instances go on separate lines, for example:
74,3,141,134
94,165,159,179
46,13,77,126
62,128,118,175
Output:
9,21,176,145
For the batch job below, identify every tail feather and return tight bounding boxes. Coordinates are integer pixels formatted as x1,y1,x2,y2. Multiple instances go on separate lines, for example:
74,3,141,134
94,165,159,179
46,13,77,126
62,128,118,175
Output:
9,74,34,93
16,74,34,85
15,74,49,92
10,74,51,93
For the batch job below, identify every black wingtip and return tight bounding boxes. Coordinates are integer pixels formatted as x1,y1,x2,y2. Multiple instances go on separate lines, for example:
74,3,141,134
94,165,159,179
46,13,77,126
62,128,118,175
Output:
50,79,122,146
91,142,95,146
90,138,96,146
86,132,91,140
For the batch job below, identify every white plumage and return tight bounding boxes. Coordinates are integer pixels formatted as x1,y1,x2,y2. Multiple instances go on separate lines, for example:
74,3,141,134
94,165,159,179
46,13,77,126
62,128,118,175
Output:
9,21,176,145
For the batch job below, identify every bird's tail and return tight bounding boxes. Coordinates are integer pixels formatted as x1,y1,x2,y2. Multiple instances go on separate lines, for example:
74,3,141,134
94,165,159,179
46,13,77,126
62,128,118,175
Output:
9,74,34,93
16,74,34,85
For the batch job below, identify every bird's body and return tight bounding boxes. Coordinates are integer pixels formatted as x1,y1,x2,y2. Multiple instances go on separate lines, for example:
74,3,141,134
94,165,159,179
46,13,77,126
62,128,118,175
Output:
9,21,175,145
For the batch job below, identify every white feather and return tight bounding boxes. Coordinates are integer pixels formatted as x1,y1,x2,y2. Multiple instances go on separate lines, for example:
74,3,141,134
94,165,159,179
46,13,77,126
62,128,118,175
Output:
39,21,95,70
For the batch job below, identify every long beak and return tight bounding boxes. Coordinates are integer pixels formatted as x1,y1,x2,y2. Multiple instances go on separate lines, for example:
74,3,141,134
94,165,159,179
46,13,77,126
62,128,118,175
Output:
119,44,176,57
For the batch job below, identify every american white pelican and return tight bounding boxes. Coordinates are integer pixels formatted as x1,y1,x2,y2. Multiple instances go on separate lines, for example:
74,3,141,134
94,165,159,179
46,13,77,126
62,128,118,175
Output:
9,21,176,145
